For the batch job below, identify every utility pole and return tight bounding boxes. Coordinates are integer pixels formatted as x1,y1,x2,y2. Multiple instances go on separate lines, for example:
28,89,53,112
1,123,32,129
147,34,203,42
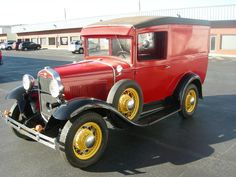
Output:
64,8,67,20
139,0,141,12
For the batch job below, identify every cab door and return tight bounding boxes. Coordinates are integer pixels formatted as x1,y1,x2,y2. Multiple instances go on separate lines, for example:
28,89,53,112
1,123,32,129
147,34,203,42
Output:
135,31,171,104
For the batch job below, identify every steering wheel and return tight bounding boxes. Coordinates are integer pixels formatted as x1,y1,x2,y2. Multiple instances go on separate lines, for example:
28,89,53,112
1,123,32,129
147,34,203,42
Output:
117,51,130,59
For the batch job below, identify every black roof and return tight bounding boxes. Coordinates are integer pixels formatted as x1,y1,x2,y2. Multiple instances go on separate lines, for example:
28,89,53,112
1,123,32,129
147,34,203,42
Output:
91,16,210,29
211,20,236,28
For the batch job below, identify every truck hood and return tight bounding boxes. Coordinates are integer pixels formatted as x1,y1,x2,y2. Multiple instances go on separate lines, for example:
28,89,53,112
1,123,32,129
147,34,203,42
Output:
54,57,131,79
52,57,131,100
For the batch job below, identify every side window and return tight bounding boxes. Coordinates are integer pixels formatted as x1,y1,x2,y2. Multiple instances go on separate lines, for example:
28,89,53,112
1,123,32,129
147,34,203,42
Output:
138,31,168,60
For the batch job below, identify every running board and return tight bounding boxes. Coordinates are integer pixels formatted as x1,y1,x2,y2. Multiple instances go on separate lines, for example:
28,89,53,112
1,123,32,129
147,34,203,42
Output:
136,106,180,126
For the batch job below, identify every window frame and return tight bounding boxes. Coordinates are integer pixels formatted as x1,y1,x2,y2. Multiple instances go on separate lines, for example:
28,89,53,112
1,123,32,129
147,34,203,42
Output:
137,31,168,61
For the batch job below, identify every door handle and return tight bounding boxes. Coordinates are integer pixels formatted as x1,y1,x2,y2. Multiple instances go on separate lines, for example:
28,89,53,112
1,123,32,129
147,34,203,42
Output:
156,65,171,70
164,65,171,69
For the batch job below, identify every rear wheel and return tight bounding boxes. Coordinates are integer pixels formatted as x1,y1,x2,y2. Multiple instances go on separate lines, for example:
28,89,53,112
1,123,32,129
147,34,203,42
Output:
59,112,108,168
179,84,199,118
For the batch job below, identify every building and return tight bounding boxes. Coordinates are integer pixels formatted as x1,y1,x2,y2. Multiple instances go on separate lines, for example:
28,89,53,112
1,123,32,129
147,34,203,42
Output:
8,4,236,56
11,16,116,49
210,20,236,56
0,26,17,43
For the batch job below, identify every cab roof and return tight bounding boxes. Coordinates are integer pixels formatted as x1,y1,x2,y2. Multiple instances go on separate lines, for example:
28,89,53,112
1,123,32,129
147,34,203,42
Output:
81,16,210,36
89,16,210,29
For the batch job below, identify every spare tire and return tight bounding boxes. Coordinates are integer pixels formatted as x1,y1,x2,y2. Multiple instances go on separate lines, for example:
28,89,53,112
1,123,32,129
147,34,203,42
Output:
107,79,143,121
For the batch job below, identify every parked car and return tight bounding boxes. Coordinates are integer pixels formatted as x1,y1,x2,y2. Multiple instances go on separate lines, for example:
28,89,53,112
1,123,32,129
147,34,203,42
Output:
1,16,210,168
68,40,84,54
0,50,2,65
12,41,22,50
0,41,15,50
18,42,41,50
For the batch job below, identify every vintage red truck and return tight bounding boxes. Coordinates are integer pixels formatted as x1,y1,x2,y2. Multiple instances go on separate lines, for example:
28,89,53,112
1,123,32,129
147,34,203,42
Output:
1,16,210,168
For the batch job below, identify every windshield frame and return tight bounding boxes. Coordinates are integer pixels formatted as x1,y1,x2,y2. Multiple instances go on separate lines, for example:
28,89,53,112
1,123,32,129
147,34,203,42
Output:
84,36,133,64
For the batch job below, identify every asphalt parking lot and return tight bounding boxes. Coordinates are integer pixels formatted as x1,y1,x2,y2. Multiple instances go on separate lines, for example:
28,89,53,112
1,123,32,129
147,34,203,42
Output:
0,50,236,177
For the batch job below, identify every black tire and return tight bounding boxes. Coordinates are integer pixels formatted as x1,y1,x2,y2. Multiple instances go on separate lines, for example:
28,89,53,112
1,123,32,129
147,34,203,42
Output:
10,103,32,140
7,46,12,50
36,46,41,50
59,112,108,168
78,48,84,54
107,79,143,121
179,84,199,119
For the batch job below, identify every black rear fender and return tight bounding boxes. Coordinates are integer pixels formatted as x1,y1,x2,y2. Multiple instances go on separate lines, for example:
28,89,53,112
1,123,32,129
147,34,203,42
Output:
174,73,203,106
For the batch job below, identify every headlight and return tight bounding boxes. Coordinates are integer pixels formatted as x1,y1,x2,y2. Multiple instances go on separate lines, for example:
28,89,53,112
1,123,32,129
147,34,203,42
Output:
49,79,63,98
22,74,35,91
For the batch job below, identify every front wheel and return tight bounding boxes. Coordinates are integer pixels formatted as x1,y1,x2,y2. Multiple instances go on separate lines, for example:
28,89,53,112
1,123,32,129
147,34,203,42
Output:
179,84,199,119
107,80,143,121
59,112,108,168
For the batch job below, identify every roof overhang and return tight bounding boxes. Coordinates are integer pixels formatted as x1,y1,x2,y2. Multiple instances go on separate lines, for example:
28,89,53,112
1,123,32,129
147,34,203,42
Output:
81,25,134,36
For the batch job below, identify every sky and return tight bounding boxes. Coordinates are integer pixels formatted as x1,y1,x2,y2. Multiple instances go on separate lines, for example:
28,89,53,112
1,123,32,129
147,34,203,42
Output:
1,0,236,25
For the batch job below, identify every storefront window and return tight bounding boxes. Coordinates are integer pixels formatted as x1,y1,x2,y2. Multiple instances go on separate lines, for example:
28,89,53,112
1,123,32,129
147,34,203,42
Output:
40,38,47,45
31,38,38,43
70,36,80,42
49,37,56,45
60,37,68,45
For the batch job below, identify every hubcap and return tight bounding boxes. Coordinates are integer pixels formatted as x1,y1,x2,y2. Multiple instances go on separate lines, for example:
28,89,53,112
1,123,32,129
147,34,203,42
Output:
85,135,96,148
118,88,139,120
73,122,102,160
185,89,197,113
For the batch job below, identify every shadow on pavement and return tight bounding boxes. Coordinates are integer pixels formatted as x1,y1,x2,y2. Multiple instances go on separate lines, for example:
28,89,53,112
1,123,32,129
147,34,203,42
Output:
0,56,70,84
86,94,236,175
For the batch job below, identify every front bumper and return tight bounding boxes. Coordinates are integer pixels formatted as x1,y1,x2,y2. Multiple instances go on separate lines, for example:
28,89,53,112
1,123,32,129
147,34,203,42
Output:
0,112,57,150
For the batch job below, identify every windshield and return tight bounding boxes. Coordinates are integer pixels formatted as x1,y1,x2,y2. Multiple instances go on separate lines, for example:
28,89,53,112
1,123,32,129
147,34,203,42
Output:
87,37,131,62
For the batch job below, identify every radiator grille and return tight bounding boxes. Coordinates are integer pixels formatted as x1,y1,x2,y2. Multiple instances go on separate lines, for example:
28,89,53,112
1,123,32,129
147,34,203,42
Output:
38,76,58,121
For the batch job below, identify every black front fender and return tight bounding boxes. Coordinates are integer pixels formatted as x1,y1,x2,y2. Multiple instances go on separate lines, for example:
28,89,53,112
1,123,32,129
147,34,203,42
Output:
6,86,38,114
53,98,139,128
6,86,26,101
6,86,26,112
